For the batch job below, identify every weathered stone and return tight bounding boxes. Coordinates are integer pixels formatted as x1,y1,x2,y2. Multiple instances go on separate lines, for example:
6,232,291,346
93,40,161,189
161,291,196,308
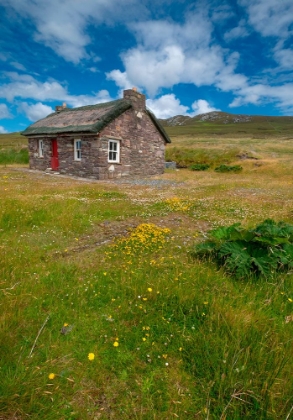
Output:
26,89,170,180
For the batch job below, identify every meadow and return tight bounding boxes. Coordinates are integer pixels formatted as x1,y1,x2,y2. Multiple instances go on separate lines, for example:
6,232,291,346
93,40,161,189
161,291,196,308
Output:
1,130,293,419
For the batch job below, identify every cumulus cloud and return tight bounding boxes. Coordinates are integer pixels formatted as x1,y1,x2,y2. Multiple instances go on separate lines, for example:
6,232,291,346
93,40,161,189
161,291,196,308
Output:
191,100,220,115
19,102,54,121
106,69,133,91
0,72,113,108
0,126,8,134
119,45,185,96
109,13,236,96
146,94,189,119
0,103,12,119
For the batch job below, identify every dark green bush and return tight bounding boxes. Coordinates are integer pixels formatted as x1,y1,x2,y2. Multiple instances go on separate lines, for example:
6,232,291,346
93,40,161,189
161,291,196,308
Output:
189,163,210,171
214,164,242,173
191,219,293,279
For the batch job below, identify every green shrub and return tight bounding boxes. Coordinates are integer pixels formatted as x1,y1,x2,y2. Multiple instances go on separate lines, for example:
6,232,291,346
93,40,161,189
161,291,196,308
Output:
165,147,239,168
0,148,29,164
191,219,293,279
214,164,242,173
189,163,210,171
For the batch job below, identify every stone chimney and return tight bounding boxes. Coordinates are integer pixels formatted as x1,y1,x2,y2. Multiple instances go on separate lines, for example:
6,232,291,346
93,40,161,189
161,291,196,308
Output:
55,103,67,112
123,88,146,111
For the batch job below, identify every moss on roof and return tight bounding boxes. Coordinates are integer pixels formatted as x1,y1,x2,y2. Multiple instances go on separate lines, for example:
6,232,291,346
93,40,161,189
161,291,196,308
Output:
21,99,131,136
21,97,171,144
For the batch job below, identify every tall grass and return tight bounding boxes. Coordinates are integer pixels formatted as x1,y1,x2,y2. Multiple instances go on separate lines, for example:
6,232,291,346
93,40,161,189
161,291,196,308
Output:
1,138,293,419
0,148,28,164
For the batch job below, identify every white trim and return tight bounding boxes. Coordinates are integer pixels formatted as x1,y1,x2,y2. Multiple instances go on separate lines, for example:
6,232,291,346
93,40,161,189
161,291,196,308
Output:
38,139,44,158
74,139,81,161
108,139,120,163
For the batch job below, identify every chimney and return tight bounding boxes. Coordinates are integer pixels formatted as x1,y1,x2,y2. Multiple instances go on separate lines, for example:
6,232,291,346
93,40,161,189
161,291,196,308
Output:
55,103,67,112
123,88,146,111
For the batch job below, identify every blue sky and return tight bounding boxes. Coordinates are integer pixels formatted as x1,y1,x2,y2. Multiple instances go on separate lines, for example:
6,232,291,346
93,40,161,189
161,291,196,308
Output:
0,0,293,133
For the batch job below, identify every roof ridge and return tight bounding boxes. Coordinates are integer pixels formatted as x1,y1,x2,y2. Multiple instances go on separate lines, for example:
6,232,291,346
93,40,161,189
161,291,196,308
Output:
59,98,128,113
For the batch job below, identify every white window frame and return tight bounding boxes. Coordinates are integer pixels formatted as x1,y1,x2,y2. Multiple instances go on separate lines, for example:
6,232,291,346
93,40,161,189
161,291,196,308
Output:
38,139,44,158
74,139,81,161
108,139,120,163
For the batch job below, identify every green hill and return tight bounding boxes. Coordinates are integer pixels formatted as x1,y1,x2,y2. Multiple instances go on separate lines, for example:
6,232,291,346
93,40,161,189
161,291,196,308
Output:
160,111,293,138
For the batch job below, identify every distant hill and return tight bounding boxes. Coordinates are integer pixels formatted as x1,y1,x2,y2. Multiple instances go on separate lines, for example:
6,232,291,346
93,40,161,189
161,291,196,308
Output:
160,111,293,138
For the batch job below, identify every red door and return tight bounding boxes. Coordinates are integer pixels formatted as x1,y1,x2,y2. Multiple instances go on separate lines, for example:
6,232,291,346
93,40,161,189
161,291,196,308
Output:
51,139,59,170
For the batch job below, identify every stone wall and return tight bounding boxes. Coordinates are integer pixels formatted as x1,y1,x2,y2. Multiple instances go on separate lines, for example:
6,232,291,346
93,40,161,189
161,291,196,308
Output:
28,107,166,179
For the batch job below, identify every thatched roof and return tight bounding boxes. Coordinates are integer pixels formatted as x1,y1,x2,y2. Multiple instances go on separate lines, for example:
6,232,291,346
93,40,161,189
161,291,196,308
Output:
21,98,171,143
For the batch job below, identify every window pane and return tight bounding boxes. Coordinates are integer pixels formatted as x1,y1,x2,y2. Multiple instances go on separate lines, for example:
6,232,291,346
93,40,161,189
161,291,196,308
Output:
108,140,119,162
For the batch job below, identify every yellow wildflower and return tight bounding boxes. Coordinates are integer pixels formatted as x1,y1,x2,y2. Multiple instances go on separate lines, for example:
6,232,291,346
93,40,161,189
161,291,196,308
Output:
48,373,55,380
113,341,119,347
147,288,152,292
88,353,95,361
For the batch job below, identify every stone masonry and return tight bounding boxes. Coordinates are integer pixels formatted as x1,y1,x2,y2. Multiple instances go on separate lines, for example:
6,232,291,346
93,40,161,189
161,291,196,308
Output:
27,90,168,180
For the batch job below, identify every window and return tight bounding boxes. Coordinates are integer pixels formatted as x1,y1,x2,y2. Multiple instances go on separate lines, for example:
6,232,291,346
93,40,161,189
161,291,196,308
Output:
108,140,120,162
38,139,44,158
74,139,81,161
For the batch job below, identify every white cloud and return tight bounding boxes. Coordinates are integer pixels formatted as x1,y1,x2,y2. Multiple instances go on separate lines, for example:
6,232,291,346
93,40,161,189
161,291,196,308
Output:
229,83,293,113
0,103,12,119
1,0,150,64
0,72,113,108
211,4,235,23
106,69,133,91
120,45,185,96
109,13,237,96
191,100,220,116
273,45,293,70
239,0,293,38
0,126,8,134
0,72,68,102
10,61,26,71
146,94,189,119
19,102,54,121
224,19,250,41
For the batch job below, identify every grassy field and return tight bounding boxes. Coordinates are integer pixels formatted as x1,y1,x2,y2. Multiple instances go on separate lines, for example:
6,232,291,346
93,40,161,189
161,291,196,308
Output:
0,133,28,165
1,131,293,419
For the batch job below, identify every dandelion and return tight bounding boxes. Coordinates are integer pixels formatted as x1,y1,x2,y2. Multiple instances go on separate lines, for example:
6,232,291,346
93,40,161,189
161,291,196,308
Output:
142,337,146,341
88,353,95,361
113,341,119,347
147,288,152,292
142,297,147,301
63,323,69,327
288,298,293,303
48,373,55,380
179,347,183,352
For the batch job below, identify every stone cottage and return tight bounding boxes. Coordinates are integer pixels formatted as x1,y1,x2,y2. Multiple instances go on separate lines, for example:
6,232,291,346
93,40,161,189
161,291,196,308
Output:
21,89,171,179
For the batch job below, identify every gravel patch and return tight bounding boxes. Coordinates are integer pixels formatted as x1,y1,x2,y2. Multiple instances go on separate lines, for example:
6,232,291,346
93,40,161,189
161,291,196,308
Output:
112,178,184,188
